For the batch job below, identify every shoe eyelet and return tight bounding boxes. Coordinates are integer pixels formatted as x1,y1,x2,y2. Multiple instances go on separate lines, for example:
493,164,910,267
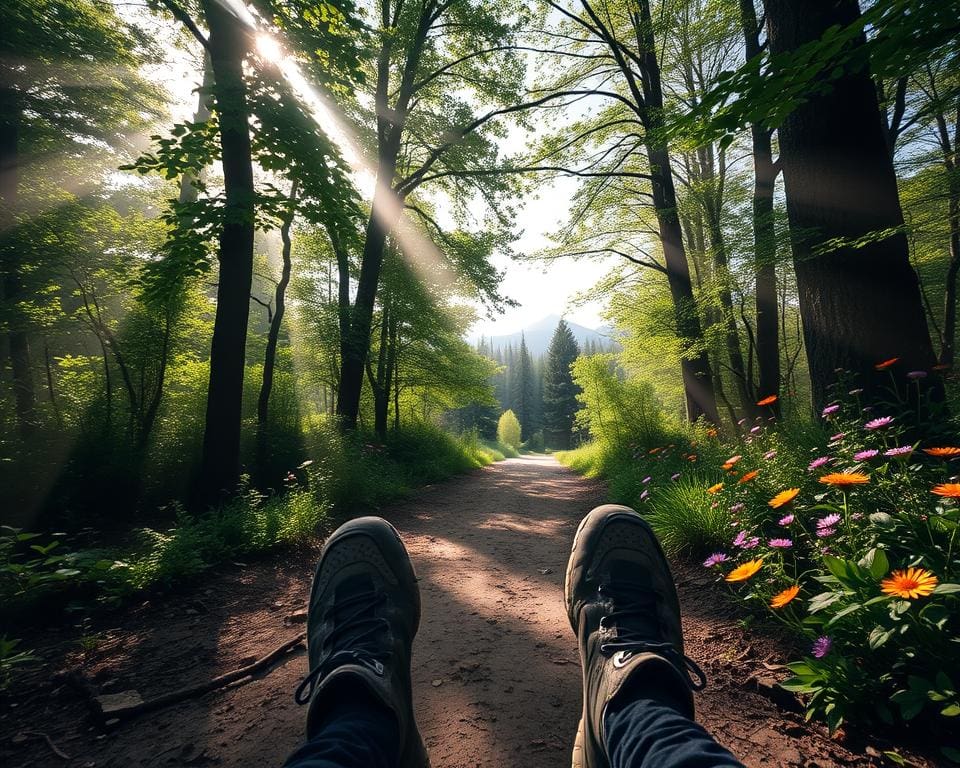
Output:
613,651,631,669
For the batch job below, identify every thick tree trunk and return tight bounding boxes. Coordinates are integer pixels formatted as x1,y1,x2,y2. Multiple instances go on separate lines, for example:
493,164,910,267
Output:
739,0,780,409
199,0,255,501
0,85,36,439
765,0,939,408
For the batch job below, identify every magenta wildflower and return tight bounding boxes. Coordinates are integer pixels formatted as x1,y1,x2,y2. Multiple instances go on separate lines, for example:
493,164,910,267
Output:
671,473,680,481
750,426,761,435
640,490,650,501
703,552,729,568
808,456,832,471
764,450,777,460
817,513,841,529
778,513,795,526
865,416,894,430
853,449,879,461
768,538,793,548
822,404,840,417
737,418,747,426
729,503,745,514
733,531,760,549
906,370,928,380
643,476,652,484
830,433,846,443
811,636,832,658
816,527,837,538
884,446,913,458
849,388,864,396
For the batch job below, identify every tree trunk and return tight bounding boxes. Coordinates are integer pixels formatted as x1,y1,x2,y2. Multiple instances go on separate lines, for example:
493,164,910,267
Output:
0,85,36,439
739,0,780,409
634,0,719,424
941,181,960,366
765,0,940,408
198,0,255,501
257,179,298,428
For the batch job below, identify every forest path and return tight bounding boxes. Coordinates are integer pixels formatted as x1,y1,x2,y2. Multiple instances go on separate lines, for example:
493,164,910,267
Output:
6,456,891,767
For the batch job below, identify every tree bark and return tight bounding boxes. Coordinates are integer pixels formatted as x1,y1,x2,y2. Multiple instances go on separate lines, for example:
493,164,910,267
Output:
739,0,780,409
198,0,255,501
765,0,940,408
0,84,36,439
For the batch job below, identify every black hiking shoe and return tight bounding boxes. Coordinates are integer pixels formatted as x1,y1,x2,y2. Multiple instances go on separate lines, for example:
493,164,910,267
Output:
294,516,429,768
565,504,706,768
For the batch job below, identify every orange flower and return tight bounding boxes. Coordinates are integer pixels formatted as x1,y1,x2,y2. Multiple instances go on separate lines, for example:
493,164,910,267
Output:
707,482,724,494
819,472,870,486
706,428,719,438
932,483,960,498
722,455,742,470
688,454,698,462
875,357,899,370
725,559,763,583
738,470,760,484
768,488,800,508
757,395,778,406
770,585,800,609
880,567,938,599
649,447,662,455
923,447,960,458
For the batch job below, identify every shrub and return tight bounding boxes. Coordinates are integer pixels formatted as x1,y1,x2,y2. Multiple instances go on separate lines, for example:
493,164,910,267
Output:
497,410,522,450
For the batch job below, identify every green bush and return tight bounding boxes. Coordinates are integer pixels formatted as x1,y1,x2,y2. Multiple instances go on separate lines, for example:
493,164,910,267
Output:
497,410,522,450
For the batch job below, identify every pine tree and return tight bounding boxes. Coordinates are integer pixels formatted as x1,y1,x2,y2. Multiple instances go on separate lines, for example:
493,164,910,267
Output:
542,319,581,449
511,335,535,440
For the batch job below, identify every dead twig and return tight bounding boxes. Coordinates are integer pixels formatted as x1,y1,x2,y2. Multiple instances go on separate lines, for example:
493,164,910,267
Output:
62,633,306,727
14,731,71,761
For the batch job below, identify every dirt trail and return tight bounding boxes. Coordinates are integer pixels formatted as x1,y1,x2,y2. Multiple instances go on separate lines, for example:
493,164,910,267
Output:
3,456,907,767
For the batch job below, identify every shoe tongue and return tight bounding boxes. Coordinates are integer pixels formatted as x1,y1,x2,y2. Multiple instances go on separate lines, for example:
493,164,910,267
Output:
606,561,659,640
609,559,650,587
334,574,376,623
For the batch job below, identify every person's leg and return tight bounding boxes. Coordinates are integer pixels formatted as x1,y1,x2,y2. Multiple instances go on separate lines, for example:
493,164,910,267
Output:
284,516,429,768
565,504,744,768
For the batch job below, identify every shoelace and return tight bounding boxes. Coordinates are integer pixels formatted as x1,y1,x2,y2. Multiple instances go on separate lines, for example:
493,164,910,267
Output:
294,590,390,705
597,582,708,692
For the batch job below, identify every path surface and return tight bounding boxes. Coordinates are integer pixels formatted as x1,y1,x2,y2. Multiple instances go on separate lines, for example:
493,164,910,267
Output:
3,457,913,767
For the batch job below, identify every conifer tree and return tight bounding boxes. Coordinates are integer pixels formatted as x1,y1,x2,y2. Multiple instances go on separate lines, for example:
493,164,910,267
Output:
542,319,581,449
511,335,536,440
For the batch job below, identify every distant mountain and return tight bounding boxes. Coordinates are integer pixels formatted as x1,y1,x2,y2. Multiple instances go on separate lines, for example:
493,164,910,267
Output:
480,314,615,356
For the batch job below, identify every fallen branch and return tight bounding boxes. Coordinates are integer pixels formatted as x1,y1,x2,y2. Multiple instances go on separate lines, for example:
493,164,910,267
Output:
13,731,71,760
62,632,306,727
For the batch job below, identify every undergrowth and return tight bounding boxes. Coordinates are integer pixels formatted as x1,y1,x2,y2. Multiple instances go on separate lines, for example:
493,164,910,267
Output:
0,421,502,687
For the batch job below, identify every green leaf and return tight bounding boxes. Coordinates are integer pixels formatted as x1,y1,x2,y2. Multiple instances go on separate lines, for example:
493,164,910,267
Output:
827,602,862,626
942,704,960,717
933,583,960,595
859,548,888,580
884,751,907,765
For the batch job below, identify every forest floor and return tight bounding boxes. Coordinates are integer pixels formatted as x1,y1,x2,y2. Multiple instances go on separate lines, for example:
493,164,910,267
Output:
1,456,933,767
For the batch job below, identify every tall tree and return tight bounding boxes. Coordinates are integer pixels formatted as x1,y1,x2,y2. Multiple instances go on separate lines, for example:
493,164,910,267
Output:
512,335,536,439
542,318,581,448
765,0,940,406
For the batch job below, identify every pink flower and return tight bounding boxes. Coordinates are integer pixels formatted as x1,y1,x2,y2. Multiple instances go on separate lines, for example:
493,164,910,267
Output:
778,514,794,526
822,404,840,417
671,473,680,481
763,450,777,460
816,527,837,538
643,476,652,484
853,449,879,461
640,490,649,501
750,426,761,435
865,416,894,430
808,456,832,471
812,636,832,658
884,446,913,458
703,552,729,568
907,370,927,380
729,503,745,513
829,433,846,442
817,513,841,529
768,538,793,548
733,531,760,549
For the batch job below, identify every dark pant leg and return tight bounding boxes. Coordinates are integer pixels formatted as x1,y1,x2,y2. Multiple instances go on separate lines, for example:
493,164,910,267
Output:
283,688,401,768
604,692,744,768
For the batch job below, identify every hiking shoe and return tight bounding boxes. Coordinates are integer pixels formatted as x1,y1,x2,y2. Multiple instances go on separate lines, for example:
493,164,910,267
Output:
294,516,429,768
565,504,706,768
